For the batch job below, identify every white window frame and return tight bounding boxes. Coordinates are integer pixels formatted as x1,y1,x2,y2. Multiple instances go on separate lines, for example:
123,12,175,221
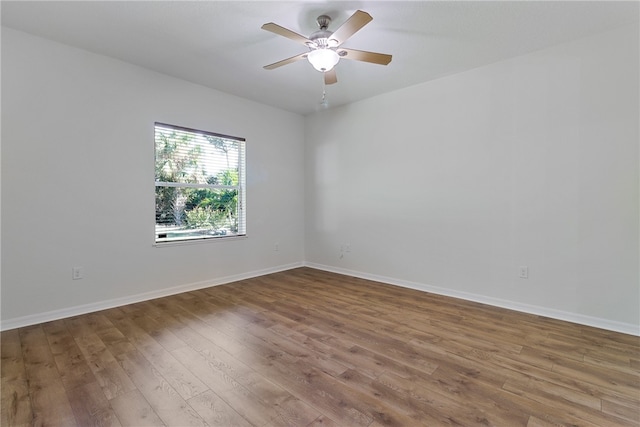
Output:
154,122,246,245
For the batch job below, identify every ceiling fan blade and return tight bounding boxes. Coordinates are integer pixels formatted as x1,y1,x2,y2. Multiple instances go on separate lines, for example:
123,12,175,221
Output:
324,69,337,85
261,22,311,46
337,48,392,65
263,52,308,70
329,10,373,46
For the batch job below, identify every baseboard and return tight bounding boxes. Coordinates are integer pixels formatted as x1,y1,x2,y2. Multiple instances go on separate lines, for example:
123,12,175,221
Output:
0,262,304,331
3,261,637,336
304,262,640,337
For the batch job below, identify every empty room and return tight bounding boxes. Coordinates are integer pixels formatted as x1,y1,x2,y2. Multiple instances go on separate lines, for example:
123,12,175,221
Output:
1,1,639,426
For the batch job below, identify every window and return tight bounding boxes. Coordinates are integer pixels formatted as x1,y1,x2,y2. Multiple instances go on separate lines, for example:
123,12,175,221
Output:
154,122,246,244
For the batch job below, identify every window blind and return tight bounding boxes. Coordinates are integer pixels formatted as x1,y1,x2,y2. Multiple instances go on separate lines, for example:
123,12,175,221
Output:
154,122,246,243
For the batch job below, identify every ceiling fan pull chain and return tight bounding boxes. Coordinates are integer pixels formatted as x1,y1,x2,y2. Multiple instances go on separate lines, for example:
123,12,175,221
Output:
320,77,328,108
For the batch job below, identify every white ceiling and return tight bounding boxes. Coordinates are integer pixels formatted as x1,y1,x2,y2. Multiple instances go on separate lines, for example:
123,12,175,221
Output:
2,1,638,115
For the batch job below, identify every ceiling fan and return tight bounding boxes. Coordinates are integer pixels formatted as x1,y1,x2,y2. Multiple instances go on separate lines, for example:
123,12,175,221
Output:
261,10,392,85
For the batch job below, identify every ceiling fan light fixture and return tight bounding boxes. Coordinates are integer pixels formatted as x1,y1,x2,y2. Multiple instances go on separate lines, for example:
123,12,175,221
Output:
261,9,392,85
307,48,339,72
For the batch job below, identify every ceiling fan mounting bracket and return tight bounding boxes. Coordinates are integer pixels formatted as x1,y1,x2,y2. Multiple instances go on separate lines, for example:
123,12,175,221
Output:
316,15,332,31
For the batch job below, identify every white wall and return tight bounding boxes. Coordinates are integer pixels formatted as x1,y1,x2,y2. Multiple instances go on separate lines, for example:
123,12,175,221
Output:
3,23,639,335
305,24,639,334
1,28,306,327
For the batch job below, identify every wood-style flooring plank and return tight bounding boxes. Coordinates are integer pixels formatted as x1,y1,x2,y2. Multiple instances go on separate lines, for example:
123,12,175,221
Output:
102,307,208,400
73,333,137,400
1,377,32,427
187,389,253,427
1,329,33,426
19,325,78,426
171,345,285,426
42,320,96,391
115,350,206,426
65,381,122,427
305,415,340,427
1,267,638,427
109,389,165,426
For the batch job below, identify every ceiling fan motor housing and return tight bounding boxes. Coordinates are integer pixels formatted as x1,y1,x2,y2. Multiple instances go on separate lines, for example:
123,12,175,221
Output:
308,15,339,49
308,30,334,49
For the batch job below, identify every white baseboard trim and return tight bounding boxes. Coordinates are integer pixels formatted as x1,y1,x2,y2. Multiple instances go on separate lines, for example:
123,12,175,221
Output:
0,262,304,331
3,261,637,336
304,262,640,337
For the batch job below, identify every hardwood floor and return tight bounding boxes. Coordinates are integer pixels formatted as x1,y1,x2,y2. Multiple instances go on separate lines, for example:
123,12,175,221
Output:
2,267,639,426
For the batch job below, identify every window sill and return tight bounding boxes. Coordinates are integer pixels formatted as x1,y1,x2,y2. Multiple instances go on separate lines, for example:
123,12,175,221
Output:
153,235,247,248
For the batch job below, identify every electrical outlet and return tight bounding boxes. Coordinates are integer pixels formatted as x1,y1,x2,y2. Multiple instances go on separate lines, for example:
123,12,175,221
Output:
72,267,84,280
274,242,279,251
345,244,351,253
519,266,529,279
